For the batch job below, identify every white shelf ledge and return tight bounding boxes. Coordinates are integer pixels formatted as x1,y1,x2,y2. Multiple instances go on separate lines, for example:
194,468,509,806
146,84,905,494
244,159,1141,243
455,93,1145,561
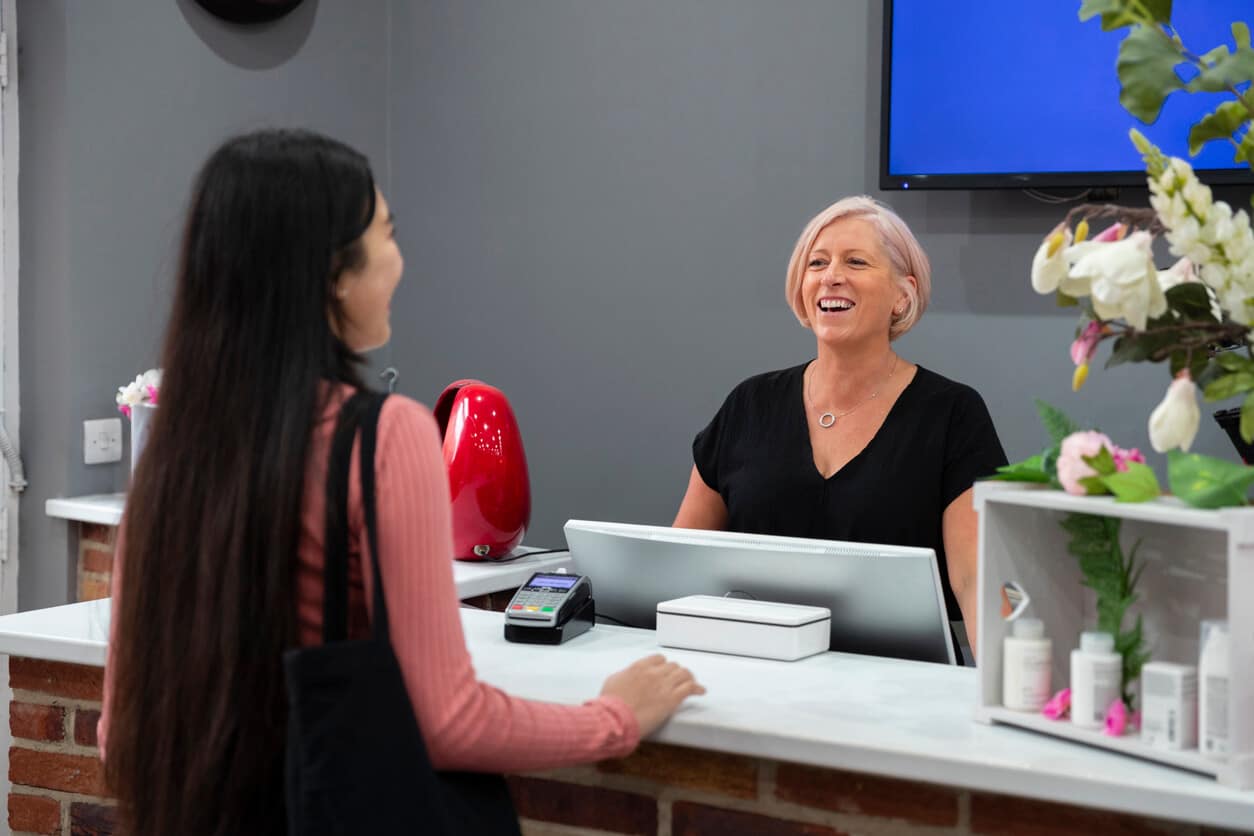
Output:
45,493,125,526
977,705,1221,778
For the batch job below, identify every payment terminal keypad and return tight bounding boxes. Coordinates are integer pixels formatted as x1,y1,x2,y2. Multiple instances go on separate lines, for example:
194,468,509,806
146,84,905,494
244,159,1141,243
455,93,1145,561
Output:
505,573,589,627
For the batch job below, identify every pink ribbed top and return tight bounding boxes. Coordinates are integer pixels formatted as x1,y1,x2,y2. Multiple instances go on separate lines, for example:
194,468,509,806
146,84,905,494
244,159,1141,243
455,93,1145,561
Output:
100,388,639,771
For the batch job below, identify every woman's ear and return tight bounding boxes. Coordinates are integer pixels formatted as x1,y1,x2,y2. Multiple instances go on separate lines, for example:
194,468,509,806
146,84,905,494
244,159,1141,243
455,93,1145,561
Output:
898,274,918,311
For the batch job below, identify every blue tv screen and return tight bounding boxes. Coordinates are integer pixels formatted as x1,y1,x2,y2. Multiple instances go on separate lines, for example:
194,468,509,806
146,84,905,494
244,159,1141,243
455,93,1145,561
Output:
881,0,1254,189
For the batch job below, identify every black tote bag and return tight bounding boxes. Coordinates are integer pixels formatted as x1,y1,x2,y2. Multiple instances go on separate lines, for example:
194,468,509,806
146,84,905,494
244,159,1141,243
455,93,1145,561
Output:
284,390,521,835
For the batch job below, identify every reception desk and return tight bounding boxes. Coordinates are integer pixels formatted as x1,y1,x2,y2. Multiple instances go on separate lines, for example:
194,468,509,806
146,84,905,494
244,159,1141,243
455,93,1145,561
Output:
1,596,1252,835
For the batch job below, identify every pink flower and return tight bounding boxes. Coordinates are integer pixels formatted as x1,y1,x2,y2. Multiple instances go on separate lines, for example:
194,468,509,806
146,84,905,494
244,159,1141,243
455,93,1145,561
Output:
1070,321,1103,366
1103,699,1128,736
1092,223,1126,242
118,404,132,419
1111,446,1145,473
146,384,159,405
1041,688,1071,720
1056,431,1113,496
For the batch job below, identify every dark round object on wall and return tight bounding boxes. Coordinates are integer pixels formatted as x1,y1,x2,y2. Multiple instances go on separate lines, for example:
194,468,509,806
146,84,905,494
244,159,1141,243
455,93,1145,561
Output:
193,0,305,24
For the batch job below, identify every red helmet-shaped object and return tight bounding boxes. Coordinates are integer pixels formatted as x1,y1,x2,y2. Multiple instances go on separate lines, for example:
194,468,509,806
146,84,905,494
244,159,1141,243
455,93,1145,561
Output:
433,379,532,560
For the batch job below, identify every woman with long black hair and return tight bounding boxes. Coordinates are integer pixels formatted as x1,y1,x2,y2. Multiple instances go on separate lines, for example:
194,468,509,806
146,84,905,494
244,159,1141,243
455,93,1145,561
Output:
101,129,703,836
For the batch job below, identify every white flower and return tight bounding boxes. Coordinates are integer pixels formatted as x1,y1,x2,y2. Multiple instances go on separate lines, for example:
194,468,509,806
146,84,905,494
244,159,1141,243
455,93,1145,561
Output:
1031,226,1073,294
1066,231,1166,330
1159,257,1224,321
1181,177,1213,217
115,380,144,408
1148,372,1201,453
115,367,162,408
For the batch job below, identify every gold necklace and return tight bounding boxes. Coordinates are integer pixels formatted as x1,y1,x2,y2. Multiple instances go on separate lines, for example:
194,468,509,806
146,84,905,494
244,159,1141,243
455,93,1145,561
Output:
805,354,898,429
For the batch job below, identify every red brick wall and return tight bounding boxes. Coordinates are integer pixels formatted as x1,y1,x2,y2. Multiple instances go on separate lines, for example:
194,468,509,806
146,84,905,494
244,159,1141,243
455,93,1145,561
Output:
7,658,115,836
509,743,1251,836
76,525,115,603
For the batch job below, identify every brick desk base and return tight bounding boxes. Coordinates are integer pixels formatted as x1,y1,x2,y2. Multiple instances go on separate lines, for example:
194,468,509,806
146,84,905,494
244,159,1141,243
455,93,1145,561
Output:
508,743,1253,836
8,658,114,836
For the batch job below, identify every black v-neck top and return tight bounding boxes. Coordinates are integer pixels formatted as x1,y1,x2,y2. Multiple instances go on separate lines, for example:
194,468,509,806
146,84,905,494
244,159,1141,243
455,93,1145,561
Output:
692,362,1007,621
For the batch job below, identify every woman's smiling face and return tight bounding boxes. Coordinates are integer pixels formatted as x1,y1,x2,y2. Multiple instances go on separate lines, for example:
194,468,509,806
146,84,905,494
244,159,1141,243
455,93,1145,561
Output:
801,217,910,348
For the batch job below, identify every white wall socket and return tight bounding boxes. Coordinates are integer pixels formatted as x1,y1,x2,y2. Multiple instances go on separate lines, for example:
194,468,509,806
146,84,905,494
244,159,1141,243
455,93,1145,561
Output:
84,418,123,465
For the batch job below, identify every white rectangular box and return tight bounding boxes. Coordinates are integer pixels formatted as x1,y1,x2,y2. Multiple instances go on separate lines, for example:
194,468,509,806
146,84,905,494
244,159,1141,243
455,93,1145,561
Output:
1141,661,1198,751
656,595,830,661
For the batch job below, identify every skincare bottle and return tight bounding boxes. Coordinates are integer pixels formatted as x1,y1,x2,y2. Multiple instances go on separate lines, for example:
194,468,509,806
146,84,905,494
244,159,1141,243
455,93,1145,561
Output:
1002,617,1052,711
1070,631,1121,729
1199,620,1230,759
1140,662,1198,750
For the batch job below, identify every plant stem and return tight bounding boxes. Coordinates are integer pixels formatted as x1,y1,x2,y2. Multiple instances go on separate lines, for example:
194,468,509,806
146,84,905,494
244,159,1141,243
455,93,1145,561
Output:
1063,203,1166,235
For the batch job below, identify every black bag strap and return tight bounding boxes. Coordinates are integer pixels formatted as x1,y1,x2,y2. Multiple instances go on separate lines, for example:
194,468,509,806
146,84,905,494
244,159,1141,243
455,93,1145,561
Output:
322,389,390,644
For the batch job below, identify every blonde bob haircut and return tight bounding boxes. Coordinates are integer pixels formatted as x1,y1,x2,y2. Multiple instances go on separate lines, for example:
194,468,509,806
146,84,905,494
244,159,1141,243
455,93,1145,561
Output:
785,196,931,342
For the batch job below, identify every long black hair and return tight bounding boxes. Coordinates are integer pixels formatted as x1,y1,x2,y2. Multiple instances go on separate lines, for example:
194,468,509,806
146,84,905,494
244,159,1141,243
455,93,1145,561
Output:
105,129,376,836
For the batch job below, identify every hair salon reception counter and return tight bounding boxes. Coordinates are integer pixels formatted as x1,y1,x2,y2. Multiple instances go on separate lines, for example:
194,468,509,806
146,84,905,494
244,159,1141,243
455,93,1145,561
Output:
0,600,1250,834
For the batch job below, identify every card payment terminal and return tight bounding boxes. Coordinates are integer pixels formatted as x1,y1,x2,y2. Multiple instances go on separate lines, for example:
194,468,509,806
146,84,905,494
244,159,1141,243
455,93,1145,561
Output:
503,571,595,644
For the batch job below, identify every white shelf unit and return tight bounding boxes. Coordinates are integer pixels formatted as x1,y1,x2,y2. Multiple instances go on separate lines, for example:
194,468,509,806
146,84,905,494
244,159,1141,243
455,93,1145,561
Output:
973,482,1254,790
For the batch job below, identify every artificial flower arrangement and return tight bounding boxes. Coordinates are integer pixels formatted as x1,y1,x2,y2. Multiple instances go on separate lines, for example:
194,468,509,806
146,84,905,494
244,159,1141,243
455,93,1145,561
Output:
1029,3,1254,453
116,368,161,418
991,1,1254,735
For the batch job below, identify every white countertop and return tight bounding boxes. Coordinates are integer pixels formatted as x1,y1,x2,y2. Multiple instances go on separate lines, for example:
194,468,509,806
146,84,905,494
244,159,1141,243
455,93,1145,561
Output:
45,493,125,526
2,602,1249,829
452,550,572,598
43,492,569,598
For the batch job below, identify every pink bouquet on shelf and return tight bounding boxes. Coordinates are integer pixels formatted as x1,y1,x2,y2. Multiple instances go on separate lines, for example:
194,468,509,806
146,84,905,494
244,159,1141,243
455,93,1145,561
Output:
115,369,161,419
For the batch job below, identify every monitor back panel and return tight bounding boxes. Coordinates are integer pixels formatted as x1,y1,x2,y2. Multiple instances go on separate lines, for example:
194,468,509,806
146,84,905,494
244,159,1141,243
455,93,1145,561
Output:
565,524,954,664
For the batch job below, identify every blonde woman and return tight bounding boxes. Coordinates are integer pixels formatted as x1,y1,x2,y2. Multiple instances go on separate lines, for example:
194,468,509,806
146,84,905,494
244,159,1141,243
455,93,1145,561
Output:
673,196,1005,658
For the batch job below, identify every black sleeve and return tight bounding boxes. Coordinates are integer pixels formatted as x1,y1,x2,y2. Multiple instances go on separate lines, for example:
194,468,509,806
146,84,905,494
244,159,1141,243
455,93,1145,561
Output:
941,387,1008,508
692,388,738,492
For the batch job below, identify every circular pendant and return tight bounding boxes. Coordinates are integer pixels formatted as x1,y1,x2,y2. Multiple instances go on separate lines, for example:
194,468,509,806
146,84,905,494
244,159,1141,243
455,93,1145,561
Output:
819,412,836,428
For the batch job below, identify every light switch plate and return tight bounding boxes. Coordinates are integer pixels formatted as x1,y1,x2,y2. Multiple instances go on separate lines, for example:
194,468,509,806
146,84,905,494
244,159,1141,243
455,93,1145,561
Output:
84,418,123,464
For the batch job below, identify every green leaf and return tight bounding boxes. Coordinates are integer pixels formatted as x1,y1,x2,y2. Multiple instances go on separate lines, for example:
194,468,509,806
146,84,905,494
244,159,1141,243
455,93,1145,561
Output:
1216,351,1254,373
1187,22,1254,94
1106,330,1176,368
1188,101,1251,156
1169,349,1211,381
1101,462,1161,502
1078,0,1168,30
1203,371,1254,401
1167,450,1254,508
1241,391,1254,444
1141,0,1171,23
1035,399,1081,447
1057,291,1079,308
1078,475,1110,495
1083,445,1118,477
1117,24,1187,123
990,455,1052,483
1237,129,1254,166
1165,282,1219,321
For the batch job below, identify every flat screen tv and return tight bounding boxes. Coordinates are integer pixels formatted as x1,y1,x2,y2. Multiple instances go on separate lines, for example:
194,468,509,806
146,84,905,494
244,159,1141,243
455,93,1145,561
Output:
881,0,1254,190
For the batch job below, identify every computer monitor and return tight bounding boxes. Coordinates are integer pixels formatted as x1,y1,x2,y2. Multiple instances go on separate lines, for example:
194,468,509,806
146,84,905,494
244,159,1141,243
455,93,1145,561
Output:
563,520,956,665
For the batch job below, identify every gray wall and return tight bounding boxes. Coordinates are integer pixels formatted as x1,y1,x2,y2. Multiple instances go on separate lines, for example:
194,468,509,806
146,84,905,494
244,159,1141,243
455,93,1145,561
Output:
17,0,1240,608
385,0,1235,551
17,0,391,609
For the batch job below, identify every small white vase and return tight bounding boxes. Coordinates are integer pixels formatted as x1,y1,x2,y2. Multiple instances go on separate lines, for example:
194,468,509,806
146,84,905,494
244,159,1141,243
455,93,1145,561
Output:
130,402,157,473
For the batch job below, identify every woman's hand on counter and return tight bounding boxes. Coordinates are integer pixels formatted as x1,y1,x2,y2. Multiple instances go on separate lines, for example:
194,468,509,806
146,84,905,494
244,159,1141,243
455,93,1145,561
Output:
601,654,706,738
